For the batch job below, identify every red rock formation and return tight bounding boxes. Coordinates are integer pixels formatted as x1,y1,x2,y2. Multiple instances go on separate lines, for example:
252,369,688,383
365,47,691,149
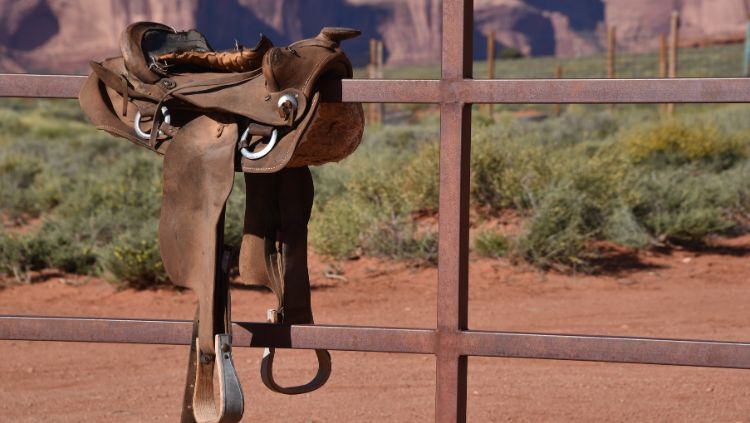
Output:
1,0,196,73
604,0,750,52
376,0,442,65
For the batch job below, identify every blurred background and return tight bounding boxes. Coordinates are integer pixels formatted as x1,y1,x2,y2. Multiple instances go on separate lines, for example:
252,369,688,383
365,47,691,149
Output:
1,0,748,75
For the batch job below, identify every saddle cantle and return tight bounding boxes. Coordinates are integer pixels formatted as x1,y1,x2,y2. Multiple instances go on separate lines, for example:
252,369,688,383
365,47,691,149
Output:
79,22,364,423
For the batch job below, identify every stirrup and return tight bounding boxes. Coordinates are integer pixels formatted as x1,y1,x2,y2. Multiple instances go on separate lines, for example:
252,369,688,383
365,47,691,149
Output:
192,334,244,423
260,309,332,395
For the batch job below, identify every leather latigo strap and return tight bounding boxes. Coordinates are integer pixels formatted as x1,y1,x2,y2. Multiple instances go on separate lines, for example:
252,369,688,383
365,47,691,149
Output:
241,167,332,394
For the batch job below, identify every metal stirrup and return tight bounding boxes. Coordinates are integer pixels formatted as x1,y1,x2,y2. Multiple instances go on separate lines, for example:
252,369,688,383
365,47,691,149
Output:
192,334,244,423
260,309,332,395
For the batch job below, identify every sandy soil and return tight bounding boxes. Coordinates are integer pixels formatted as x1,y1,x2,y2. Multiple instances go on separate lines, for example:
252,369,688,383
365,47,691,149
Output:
1,237,750,422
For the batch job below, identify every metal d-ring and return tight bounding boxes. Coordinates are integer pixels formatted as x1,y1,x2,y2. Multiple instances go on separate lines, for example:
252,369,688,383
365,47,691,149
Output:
240,127,279,160
134,106,171,140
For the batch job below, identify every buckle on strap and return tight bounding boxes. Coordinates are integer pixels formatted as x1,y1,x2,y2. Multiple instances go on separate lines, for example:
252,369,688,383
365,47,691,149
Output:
192,334,244,423
260,309,332,395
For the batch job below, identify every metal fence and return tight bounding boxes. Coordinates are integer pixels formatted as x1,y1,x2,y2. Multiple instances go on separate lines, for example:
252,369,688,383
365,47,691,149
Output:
2,1,750,421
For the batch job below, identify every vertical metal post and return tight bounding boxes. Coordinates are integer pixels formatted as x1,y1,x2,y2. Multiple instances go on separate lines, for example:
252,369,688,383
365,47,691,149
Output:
437,0,472,422
743,17,750,77
667,11,679,116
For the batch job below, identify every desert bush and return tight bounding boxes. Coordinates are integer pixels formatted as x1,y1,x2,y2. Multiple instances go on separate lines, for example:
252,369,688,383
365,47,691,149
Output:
514,180,600,269
513,146,637,269
309,133,439,262
23,221,98,274
471,133,551,211
0,229,22,279
632,168,738,242
602,205,652,249
361,215,438,263
400,142,439,213
0,151,61,218
473,230,510,258
624,119,747,169
309,196,368,259
103,223,167,289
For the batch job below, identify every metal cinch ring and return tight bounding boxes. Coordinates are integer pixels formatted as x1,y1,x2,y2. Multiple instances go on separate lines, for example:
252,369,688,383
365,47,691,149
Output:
134,106,171,140
240,127,279,160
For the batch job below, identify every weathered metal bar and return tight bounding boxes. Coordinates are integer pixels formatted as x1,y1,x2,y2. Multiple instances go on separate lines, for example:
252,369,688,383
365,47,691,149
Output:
457,78,750,104
0,316,435,354
0,74,84,99
4,74,750,104
436,0,473,421
461,331,750,369
4,316,750,370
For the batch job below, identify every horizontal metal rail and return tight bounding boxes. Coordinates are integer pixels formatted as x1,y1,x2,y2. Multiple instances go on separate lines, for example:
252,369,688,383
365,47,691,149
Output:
3,74,750,104
2,316,750,369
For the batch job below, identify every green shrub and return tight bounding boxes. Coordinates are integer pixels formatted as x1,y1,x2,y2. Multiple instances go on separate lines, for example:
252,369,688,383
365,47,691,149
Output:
104,224,167,289
26,221,98,274
624,119,747,169
474,230,510,258
401,143,439,213
514,181,600,269
0,229,23,279
602,205,652,249
362,217,438,264
633,169,737,242
309,196,367,259
0,152,61,218
471,133,551,211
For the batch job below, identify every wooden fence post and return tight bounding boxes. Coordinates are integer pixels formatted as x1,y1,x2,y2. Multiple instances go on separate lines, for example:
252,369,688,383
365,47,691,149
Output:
368,39,384,125
607,25,616,111
659,33,668,114
482,32,495,118
667,11,679,116
744,16,750,77
554,64,563,117
607,25,616,79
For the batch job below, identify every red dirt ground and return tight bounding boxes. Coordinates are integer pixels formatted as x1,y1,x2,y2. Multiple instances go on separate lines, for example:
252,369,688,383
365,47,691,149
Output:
2,236,750,422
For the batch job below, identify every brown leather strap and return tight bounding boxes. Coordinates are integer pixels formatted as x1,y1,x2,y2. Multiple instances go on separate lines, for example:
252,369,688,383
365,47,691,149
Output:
89,61,159,101
180,309,200,423
148,69,262,147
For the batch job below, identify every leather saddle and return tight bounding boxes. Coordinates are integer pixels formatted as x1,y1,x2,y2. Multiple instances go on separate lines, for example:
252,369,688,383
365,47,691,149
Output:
79,22,364,423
